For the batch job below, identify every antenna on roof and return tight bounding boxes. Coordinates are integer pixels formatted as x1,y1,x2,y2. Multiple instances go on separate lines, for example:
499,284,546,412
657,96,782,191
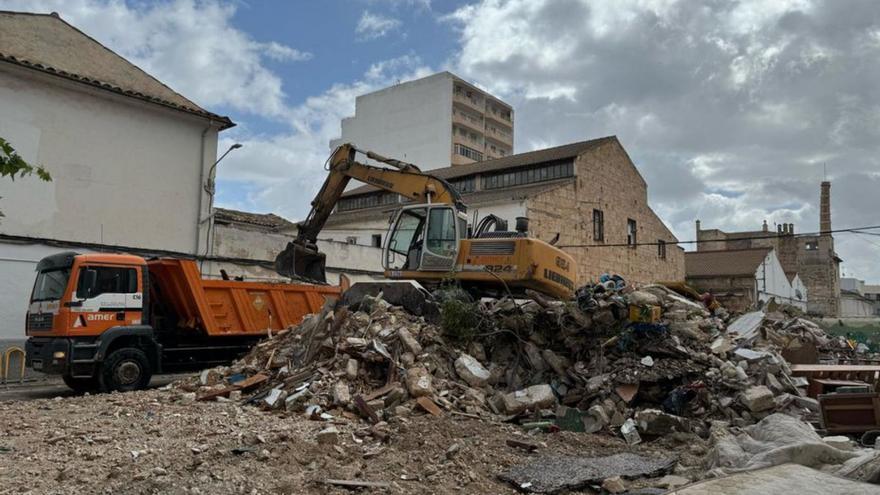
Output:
823,162,827,181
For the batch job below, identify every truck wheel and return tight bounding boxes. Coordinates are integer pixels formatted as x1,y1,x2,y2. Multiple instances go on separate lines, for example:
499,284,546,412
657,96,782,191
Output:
62,375,99,394
99,348,152,392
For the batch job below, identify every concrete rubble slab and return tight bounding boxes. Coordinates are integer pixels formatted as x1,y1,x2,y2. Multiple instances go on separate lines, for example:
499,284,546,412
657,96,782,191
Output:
498,453,674,493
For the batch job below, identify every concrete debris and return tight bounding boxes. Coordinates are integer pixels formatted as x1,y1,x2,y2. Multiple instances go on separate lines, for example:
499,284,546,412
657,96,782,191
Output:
454,353,490,388
498,453,674,493
601,475,627,493
740,386,775,412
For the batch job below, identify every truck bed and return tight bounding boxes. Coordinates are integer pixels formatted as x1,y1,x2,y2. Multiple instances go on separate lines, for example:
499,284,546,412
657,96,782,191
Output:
147,259,340,338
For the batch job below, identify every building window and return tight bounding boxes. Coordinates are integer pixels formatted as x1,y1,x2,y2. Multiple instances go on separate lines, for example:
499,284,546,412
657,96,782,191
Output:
449,176,476,194
337,192,400,212
805,241,818,251
346,236,357,245
592,209,604,242
481,159,574,190
627,219,637,248
658,240,666,259
372,234,382,248
455,143,483,161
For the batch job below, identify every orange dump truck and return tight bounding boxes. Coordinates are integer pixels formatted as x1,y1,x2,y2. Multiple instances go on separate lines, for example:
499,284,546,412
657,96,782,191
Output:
25,252,340,392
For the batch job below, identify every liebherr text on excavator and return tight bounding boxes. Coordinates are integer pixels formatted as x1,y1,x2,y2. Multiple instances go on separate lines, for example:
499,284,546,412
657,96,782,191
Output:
275,144,576,300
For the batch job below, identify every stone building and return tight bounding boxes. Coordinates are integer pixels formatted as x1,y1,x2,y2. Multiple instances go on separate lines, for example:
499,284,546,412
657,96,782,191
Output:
685,247,808,312
322,136,685,285
695,181,840,316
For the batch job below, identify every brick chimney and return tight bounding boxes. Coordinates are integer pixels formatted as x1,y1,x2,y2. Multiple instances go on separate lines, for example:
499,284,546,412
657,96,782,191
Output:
762,220,768,232
820,181,831,234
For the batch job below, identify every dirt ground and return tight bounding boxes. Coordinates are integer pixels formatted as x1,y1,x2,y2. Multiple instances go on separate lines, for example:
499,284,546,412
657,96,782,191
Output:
0,388,709,495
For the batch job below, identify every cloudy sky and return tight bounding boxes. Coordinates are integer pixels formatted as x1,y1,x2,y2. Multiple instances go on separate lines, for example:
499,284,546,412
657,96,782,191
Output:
3,0,879,281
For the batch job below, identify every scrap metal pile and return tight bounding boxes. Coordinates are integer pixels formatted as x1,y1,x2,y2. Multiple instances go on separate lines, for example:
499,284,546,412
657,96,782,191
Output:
178,277,829,445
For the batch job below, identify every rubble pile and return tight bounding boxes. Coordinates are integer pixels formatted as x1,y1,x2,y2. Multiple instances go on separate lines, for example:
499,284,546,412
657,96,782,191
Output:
180,278,833,444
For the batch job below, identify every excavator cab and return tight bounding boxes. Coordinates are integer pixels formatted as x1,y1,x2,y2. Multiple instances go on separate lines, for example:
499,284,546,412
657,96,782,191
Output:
383,204,466,273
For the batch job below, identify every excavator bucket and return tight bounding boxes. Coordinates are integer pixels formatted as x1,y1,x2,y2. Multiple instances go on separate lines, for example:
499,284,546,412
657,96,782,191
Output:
274,241,327,283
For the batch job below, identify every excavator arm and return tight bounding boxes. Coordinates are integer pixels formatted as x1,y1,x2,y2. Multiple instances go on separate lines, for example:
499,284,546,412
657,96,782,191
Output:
275,143,464,282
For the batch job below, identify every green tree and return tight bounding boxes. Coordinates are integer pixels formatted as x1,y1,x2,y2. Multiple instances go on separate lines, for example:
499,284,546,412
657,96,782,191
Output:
0,137,52,218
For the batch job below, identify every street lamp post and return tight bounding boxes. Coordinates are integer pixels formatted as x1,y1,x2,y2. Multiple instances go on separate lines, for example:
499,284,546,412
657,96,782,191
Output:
202,143,242,263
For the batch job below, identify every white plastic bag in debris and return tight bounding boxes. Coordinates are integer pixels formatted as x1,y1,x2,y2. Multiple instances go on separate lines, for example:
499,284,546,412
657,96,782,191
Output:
709,413,880,483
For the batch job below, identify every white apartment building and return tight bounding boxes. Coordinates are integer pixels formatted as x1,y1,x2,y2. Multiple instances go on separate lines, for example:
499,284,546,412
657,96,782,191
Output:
330,71,514,170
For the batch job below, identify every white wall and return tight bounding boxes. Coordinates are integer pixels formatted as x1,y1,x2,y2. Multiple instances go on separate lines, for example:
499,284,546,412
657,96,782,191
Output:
840,293,876,318
755,250,807,310
208,223,384,283
0,242,99,339
329,72,453,170
0,66,220,255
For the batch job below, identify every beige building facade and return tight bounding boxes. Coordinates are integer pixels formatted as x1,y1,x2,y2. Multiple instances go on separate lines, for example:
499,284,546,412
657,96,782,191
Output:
323,136,685,286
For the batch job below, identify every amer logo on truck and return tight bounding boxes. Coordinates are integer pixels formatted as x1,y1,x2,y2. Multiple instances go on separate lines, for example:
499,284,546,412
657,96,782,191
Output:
86,313,115,321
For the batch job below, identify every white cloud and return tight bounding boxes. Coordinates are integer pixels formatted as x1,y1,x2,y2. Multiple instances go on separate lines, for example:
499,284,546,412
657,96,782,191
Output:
0,0,311,118
356,10,401,40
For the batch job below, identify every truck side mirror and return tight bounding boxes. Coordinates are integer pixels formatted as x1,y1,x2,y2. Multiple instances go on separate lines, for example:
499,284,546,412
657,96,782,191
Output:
76,269,97,299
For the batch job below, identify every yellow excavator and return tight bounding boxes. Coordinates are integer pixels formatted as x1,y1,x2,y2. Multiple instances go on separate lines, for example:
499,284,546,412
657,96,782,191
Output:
275,144,576,299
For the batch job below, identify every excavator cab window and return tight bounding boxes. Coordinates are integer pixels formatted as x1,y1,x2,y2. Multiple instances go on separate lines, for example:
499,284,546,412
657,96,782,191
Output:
384,205,460,272
385,207,427,271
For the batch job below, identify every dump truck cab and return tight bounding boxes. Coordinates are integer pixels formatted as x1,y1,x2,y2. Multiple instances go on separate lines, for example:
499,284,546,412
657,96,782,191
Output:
26,251,158,392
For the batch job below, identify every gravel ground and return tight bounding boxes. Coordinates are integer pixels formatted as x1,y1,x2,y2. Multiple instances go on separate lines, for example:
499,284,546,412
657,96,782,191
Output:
0,388,708,495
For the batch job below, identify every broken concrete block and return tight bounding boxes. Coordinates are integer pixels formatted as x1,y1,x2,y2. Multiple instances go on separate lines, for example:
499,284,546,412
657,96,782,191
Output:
345,359,358,380
710,336,732,355
765,373,784,393
640,355,655,367
262,388,287,409
655,475,690,489
332,381,351,405
541,349,570,377
199,369,222,386
397,327,422,355
501,384,556,414
823,435,855,451
316,427,339,445
620,418,641,445
740,385,775,412
635,409,692,435
454,353,490,388
602,476,626,494
628,290,661,307
404,366,433,397
583,404,610,433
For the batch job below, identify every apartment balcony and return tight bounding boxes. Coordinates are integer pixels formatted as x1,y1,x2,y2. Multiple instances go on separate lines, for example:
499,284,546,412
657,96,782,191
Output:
485,107,514,126
452,108,485,135
484,124,513,145
453,91,485,113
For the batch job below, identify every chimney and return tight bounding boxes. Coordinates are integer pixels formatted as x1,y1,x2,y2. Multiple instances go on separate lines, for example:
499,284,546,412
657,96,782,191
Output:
762,220,768,232
788,223,794,235
820,181,831,234
777,224,783,234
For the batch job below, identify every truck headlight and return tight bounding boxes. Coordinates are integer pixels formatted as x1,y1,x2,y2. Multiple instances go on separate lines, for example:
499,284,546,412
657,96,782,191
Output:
52,351,66,359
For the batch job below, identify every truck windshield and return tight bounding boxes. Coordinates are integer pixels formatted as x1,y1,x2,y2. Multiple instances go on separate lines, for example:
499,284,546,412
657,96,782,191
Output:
32,268,71,302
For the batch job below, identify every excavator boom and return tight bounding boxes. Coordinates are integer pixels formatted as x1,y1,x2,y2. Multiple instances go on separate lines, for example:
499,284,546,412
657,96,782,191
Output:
274,144,463,282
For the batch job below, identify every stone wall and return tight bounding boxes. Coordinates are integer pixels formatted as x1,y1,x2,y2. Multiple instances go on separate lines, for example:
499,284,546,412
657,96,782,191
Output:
687,276,756,313
527,139,685,285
